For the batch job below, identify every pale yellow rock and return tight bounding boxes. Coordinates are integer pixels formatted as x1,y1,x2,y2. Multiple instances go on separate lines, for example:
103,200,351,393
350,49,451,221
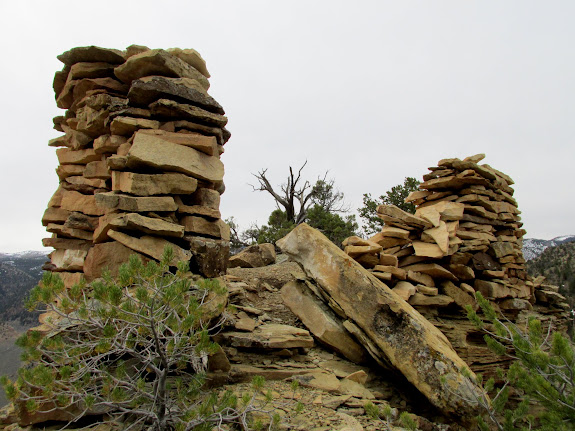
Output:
108,230,191,265
56,148,101,165
379,254,398,267
380,226,410,239
376,205,432,229
412,241,445,258
216,324,315,349
372,265,406,280
95,192,178,212
402,263,457,281
112,171,198,196
344,245,382,258
167,47,211,78
408,293,454,307
417,285,439,296
281,280,367,364
109,213,185,238
60,191,106,216
392,281,416,301
110,116,160,136
181,216,230,240
421,221,450,253
276,223,486,419
49,249,87,272
127,129,224,182
137,129,218,156
415,205,441,227
93,134,126,154
407,270,435,287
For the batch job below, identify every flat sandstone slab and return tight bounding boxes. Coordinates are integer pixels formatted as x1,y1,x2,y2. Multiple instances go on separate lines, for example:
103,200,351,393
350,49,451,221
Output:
127,130,224,183
276,223,485,420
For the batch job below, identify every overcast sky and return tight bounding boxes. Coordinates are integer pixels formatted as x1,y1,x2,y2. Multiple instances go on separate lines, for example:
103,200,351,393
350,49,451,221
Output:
0,1,573,252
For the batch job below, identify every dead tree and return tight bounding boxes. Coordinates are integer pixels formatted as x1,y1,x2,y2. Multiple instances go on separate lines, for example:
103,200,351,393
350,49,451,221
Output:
251,161,348,225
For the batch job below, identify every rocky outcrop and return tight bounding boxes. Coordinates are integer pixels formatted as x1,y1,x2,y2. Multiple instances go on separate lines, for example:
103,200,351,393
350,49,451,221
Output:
277,223,486,420
42,45,231,289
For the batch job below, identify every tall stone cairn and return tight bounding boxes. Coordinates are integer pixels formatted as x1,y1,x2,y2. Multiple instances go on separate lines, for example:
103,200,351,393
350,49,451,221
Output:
343,154,569,376
42,45,231,286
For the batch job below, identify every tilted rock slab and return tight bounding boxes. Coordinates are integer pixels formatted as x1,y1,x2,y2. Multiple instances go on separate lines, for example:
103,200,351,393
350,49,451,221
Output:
276,223,485,419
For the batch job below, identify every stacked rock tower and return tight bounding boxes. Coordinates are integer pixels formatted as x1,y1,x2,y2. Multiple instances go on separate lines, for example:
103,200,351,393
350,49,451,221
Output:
343,154,569,375
42,45,231,286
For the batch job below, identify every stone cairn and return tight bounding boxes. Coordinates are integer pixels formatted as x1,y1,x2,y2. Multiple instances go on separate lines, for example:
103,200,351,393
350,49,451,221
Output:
41,45,231,287
343,154,570,375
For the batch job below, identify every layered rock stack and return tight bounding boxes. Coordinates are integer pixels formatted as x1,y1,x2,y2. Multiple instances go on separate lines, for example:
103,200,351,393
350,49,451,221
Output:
343,154,569,374
41,45,231,285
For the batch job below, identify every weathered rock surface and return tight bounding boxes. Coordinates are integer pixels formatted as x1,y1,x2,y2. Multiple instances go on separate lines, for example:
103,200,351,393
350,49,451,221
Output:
228,243,276,268
277,223,485,419
281,280,368,364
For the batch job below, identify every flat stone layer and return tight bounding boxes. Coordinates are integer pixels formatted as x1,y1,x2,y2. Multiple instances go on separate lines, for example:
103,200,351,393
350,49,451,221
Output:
277,223,485,420
127,130,224,182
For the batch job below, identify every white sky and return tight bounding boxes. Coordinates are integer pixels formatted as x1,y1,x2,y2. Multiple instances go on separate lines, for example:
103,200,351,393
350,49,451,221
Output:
0,1,573,252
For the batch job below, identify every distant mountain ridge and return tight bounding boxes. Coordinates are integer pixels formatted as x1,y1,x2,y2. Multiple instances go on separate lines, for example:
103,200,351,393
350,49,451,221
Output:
0,250,47,325
522,235,575,261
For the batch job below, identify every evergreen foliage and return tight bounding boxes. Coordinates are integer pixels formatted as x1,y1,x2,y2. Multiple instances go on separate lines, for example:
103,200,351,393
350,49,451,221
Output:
358,177,420,236
1,249,278,431
456,292,575,430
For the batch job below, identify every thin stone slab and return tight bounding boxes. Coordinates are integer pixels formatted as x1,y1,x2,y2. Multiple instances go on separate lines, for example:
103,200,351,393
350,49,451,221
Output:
128,76,223,114
276,223,485,419
57,46,125,65
150,99,228,128
108,230,191,265
114,49,210,89
127,130,224,182
215,324,314,350
136,129,218,156
112,171,198,196
281,280,367,364
95,192,177,212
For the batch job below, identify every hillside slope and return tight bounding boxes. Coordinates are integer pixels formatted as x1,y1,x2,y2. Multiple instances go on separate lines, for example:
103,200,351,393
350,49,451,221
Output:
523,235,575,261
0,251,47,325
527,241,575,306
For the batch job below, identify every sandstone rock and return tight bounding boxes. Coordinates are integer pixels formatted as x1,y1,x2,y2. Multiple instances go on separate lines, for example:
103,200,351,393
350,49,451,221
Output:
376,205,432,229
338,378,375,399
174,198,221,219
112,171,198,196
57,46,125,66
150,98,228,127
126,129,224,182
114,49,210,89
93,134,127,154
408,293,454,307
379,254,399,266
64,212,100,231
108,230,191,266
46,223,93,241
42,207,70,225
188,237,229,278
167,47,210,78
277,223,486,419
441,281,476,310
392,281,416,301
421,221,450,253
42,237,91,251
110,116,160,136
401,263,457,281
106,213,184,238
380,226,410,239
56,148,101,165
417,285,439,296
235,316,257,332
84,160,110,179
129,76,223,113
84,240,146,281
95,192,178,212
407,270,435,287
229,243,276,268
136,129,219,156
475,279,512,299
181,216,230,240
344,245,382,258
292,371,341,392
59,191,105,216
281,280,367,364
216,324,314,349
49,249,87,272
412,241,444,258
